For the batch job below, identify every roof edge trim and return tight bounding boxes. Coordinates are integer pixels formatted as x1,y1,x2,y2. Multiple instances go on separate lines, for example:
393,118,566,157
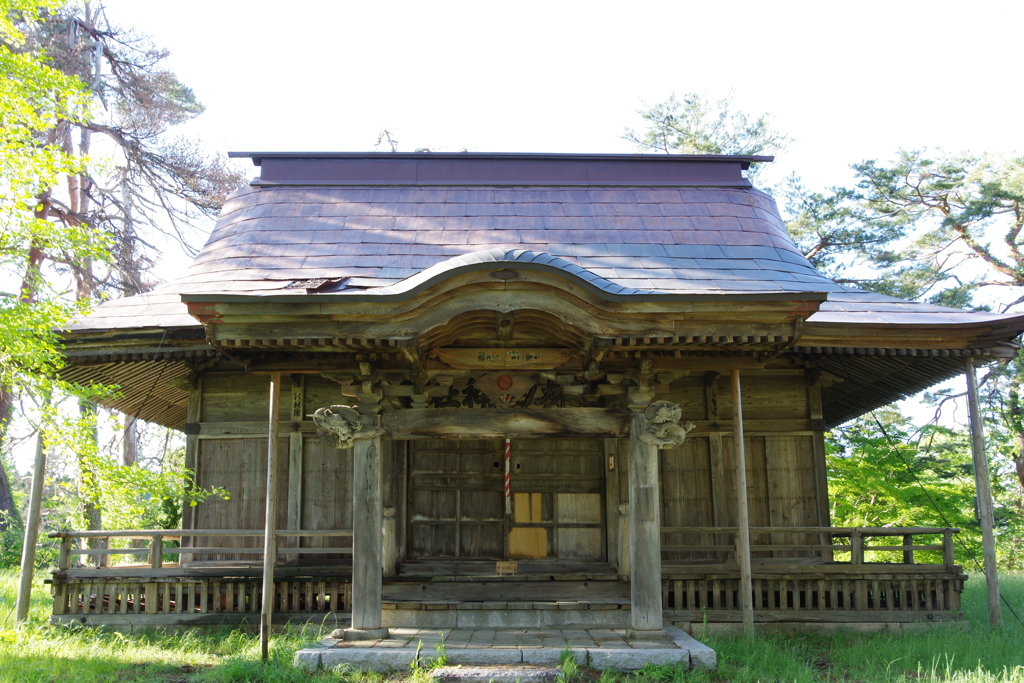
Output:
179,250,830,305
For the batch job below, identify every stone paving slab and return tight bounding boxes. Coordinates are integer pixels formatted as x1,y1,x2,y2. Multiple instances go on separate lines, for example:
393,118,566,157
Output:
431,665,560,683
294,625,716,672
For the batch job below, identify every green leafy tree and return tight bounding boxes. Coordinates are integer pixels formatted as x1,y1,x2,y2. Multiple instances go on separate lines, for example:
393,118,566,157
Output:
0,0,108,532
829,409,1024,568
622,92,790,177
791,151,1024,489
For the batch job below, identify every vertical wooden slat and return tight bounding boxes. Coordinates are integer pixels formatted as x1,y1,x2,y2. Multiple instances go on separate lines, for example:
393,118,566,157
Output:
52,583,67,616
708,432,729,562
903,534,914,565
119,584,129,614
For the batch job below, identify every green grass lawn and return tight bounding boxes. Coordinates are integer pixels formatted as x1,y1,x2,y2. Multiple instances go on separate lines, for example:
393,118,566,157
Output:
1,569,1022,682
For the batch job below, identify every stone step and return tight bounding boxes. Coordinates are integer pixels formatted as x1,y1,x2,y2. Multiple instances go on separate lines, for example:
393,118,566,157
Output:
431,666,560,683
382,606,631,628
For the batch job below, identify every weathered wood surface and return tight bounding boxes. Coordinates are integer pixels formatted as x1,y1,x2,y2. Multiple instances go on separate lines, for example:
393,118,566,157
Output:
665,610,961,623
730,369,755,638
662,574,963,614
432,347,578,369
181,380,202,563
381,580,628,602
629,411,662,630
383,408,630,438
189,418,819,438
50,578,351,618
260,372,282,659
408,437,605,561
192,438,289,559
350,426,383,630
966,357,1003,628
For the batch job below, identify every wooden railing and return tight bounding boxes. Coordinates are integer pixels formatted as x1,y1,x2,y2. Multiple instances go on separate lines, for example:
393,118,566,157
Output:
660,526,958,565
656,526,965,619
48,529,353,570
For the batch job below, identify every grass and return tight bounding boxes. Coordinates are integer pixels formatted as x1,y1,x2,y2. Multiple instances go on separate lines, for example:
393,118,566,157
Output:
1,569,1023,682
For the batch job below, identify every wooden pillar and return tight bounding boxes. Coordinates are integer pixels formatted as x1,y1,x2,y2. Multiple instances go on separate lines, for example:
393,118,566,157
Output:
15,430,47,622
347,421,387,638
731,369,755,639
965,357,1003,628
180,379,202,565
260,372,282,661
287,375,304,556
628,411,663,631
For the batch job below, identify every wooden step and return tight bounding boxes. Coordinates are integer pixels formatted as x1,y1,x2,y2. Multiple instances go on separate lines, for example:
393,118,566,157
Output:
383,580,628,603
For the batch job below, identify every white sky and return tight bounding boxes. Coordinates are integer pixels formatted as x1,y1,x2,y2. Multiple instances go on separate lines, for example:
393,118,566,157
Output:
14,0,1023,471
105,0,1024,195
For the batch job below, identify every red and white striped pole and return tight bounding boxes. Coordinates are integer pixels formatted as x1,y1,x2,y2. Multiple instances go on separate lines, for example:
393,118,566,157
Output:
504,438,511,515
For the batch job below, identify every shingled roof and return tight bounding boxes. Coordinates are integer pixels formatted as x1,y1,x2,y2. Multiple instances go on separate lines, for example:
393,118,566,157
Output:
62,152,1024,428
70,152,1016,332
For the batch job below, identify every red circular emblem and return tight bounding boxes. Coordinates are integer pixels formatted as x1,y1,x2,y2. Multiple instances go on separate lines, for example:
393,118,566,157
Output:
496,375,513,391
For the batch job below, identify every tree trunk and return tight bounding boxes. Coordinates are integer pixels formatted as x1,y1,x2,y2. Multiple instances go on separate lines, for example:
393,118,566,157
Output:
0,448,18,531
77,400,103,565
121,414,137,467
1015,433,1024,491
0,191,54,531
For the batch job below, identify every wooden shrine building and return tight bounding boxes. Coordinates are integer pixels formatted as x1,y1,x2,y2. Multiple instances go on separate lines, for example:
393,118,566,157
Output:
50,152,1024,633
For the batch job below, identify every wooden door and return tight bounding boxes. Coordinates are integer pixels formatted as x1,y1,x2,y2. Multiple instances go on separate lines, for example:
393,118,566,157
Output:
509,439,605,561
408,438,505,559
408,437,606,561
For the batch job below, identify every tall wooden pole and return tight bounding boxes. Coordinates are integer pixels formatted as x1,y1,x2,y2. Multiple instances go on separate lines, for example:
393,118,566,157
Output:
260,372,282,660
15,430,47,622
730,369,755,639
965,357,1003,628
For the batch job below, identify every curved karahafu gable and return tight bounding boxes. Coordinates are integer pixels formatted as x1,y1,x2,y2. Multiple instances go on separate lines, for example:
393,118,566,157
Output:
61,152,1024,428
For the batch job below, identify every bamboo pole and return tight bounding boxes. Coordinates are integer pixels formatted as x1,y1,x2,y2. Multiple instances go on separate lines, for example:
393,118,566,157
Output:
965,357,1003,628
260,372,282,660
15,431,46,622
730,369,755,639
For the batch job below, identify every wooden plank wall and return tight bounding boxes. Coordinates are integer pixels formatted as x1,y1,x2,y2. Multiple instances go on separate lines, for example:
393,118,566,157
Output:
188,373,356,560
193,437,289,560
300,438,353,556
185,369,825,564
